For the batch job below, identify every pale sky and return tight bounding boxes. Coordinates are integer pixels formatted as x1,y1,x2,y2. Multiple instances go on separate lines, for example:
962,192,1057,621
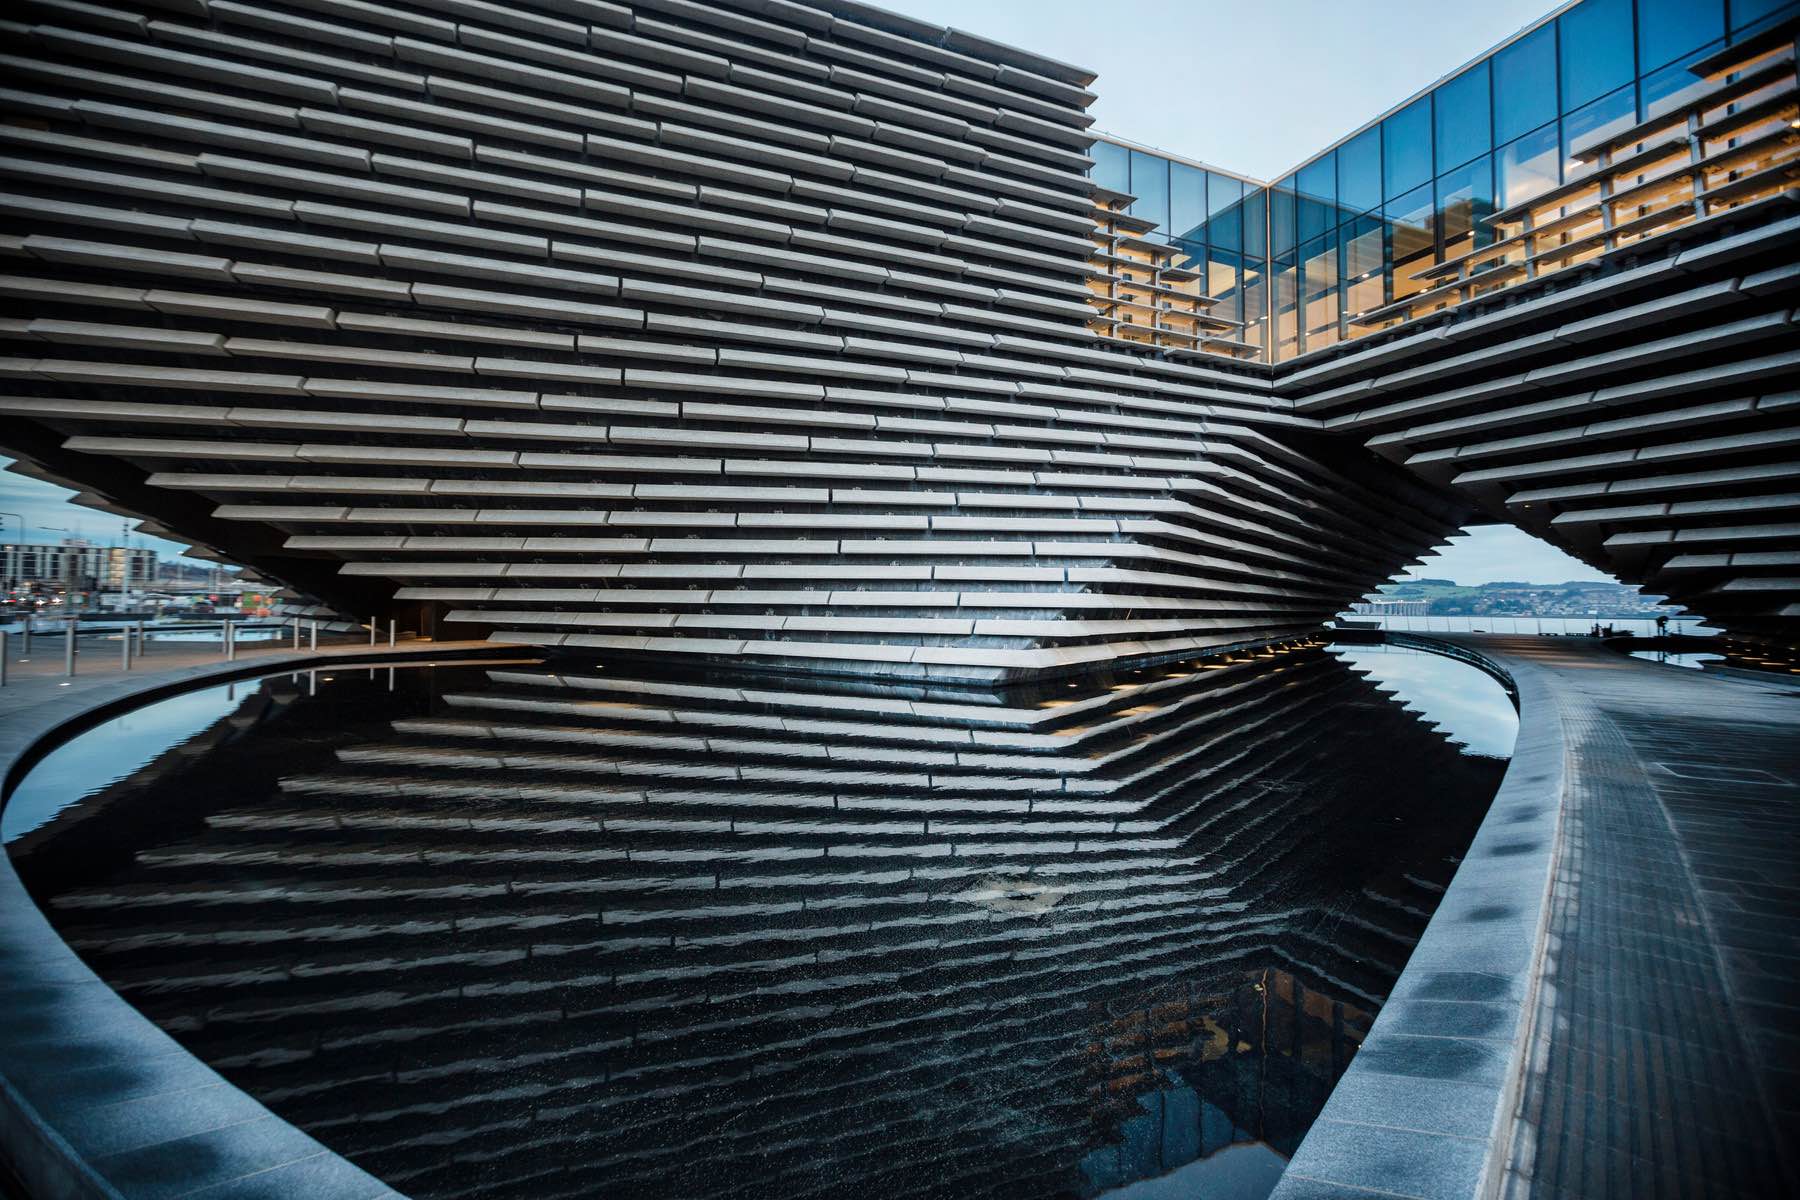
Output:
0,464,177,557
1407,525,1602,587
3,0,1606,586
877,0,1561,180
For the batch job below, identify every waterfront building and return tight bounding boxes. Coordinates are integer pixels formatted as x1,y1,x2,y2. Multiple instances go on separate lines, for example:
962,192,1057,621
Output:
0,0,1793,675
0,538,158,592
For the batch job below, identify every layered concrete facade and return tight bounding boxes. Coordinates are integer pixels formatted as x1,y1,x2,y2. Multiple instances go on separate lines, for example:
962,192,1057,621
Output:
0,0,1468,682
1285,204,1800,641
0,0,1794,677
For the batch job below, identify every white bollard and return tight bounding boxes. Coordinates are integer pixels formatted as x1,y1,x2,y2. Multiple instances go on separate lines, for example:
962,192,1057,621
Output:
369,616,377,647
388,618,396,648
309,620,318,652
135,620,146,658
64,619,75,676
293,619,301,650
121,629,131,671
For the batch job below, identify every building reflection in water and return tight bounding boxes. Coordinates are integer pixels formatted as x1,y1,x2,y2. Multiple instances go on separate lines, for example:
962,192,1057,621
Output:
8,643,1511,1200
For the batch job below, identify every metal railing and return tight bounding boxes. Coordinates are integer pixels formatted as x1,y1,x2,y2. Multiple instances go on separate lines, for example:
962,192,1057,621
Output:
0,615,391,684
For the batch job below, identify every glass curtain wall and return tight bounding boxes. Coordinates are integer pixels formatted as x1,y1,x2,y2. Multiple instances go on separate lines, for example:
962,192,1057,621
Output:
1089,139,1269,357
1088,0,1798,362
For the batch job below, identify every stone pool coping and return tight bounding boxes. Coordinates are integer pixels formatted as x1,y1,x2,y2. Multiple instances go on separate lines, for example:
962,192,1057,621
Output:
1271,634,1564,1200
0,645,524,1200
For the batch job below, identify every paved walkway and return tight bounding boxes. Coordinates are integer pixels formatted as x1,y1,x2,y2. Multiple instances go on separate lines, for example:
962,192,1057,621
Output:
1276,634,1798,1200
1474,638,1799,1199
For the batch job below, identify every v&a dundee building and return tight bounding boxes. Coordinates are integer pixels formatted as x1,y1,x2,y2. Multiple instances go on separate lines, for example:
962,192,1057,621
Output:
0,3,1798,1200
0,0,1795,676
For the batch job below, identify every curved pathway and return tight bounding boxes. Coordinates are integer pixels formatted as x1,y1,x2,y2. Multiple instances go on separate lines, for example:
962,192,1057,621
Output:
1277,635,1799,1200
1487,638,1799,1199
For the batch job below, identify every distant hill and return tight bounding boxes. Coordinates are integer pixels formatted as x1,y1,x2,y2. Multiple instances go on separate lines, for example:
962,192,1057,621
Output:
1372,578,1671,618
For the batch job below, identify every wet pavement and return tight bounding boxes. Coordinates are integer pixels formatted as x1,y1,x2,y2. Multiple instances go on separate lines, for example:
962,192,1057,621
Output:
1469,638,1799,1200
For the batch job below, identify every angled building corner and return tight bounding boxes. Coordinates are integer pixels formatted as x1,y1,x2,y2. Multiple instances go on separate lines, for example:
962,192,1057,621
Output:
0,0,1471,683
1274,23,1800,643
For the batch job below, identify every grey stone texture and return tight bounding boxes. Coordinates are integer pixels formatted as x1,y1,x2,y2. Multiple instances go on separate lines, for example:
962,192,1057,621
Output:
1,0,1795,685
0,0,1479,685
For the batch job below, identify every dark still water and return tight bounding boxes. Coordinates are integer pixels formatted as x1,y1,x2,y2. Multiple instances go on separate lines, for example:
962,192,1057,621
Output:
6,644,1515,1200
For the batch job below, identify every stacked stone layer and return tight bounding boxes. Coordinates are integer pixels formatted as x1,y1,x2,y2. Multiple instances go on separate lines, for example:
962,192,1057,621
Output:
1285,205,1800,639
3,1,1792,668
0,0,1462,681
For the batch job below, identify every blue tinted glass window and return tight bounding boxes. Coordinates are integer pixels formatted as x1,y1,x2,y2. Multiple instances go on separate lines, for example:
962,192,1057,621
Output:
1170,163,1206,241
1435,62,1491,170
1438,155,1495,253
1733,0,1795,31
1209,197,1243,254
1341,212,1385,317
1296,153,1336,207
1497,124,1560,207
1385,183,1436,228
1271,177,1297,256
1386,183,1437,299
1206,174,1245,250
1300,231,1340,351
1640,40,1724,119
1241,255,1268,352
1129,150,1170,229
1638,0,1724,71
1273,254,1299,360
1242,188,1268,259
1207,172,1245,217
1298,196,1331,243
1338,126,1381,215
1563,86,1635,181
1342,213,1384,278
1205,247,1243,322
1383,96,1433,199
1297,151,1336,241
1559,0,1633,110
1493,23,1557,143
1171,237,1206,273
1089,140,1129,192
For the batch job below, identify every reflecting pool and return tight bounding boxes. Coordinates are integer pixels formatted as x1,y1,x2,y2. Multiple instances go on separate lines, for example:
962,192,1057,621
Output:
7,644,1516,1200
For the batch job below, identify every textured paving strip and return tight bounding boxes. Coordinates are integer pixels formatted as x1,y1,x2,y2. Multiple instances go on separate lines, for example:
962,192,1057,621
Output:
1275,635,1798,1200
1482,638,1799,1200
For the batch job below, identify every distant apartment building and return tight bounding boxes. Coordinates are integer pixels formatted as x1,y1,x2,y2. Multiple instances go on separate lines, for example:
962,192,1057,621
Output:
1,540,158,591
1351,598,1431,617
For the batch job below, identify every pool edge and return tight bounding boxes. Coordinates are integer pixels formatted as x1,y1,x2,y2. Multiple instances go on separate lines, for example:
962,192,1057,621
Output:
1272,634,1563,1200
0,646,523,1200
